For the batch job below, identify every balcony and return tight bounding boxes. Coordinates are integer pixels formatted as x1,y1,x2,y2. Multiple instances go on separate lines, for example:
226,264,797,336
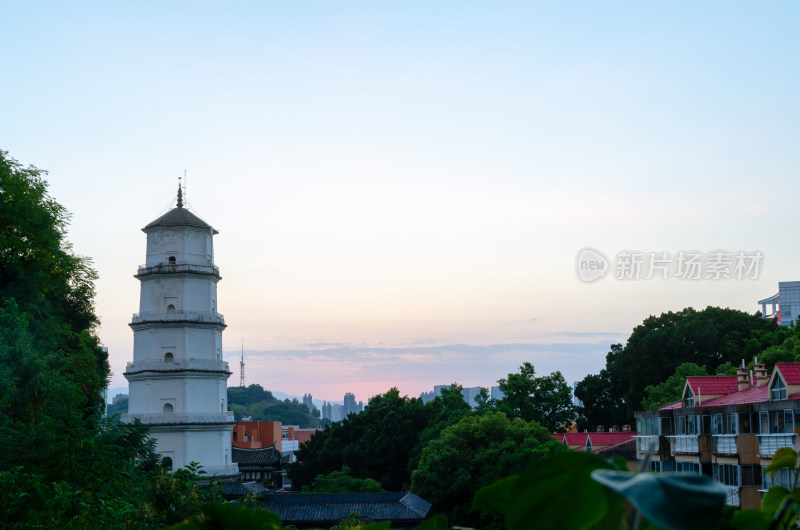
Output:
125,358,230,375
725,487,740,507
122,411,235,426
713,435,737,455
757,434,796,457
131,310,225,326
636,435,659,453
136,262,220,277
667,435,698,455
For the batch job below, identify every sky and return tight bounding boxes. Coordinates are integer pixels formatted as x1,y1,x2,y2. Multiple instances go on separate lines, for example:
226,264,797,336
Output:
2,2,799,404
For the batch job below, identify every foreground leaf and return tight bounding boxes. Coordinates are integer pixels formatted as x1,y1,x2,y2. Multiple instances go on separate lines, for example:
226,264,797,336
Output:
473,451,622,530
591,470,726,530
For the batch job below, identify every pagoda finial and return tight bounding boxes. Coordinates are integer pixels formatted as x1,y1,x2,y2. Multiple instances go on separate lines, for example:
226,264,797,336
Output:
177,177,183,208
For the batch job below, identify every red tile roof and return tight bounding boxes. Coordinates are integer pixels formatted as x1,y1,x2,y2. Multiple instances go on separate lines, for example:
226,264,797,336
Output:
699,384,768,406
660,400,683,410
595,438,637,454
587,432,635,446
776,364,800,385
686,376,738,396
551,432,636,447
551,433,589,446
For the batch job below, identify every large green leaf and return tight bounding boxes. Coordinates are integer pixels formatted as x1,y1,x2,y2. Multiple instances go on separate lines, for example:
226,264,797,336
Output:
762,485,791,515
591,471,726,530
414,514,448,530
766,448,798,477
725,510,772,530
472,451,622,530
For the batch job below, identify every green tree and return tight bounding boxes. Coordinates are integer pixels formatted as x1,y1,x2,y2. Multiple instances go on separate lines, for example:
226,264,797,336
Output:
411,411,564,529
641,362,708,410
408,383,472,474
495,362,575,431
576,307,779,427
228,384,320,427
300,466,384,493
0,151,182,527
289,388,430,491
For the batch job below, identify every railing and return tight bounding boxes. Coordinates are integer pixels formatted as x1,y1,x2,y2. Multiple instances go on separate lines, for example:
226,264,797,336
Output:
131,311,225,325
635,435,659,452
757,434,796,456
667,435,698,455
125,359,230,374
713,435,737,454
725,487,740,507
123,411,235,425
137,263,219,276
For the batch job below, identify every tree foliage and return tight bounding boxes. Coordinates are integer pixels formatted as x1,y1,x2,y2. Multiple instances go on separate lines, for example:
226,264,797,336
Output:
641,362,709,410
495,362,575,431
411,411,564,529
228,384,320,427
576,307,780,427
288,388,430,491
300,466,384,493
0,150,207,527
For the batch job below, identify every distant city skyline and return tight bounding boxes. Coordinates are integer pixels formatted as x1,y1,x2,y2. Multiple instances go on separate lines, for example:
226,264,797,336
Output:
4,2,799,404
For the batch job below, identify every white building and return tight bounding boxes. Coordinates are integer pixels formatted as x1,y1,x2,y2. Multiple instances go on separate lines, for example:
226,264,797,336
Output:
123,187,238,476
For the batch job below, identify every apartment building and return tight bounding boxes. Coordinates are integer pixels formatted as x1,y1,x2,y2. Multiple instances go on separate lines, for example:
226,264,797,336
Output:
635,361,800,509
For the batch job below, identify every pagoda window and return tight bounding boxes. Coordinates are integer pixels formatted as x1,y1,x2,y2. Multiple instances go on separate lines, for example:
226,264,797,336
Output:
164,352,174,363
163,403,174,415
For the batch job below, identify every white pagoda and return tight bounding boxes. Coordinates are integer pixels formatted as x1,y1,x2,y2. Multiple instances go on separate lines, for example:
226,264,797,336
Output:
123,186,238,476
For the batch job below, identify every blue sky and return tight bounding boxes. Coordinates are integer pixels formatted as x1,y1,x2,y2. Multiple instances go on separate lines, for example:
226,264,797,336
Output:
2,2,799,402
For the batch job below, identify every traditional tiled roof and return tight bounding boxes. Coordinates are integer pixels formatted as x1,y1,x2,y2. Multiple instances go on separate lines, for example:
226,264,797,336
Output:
259,492,431,526
143,207,217,233
776,364,800,385
223,481,269,497
699,384,769,406
232,444,280,465
686,376,738,396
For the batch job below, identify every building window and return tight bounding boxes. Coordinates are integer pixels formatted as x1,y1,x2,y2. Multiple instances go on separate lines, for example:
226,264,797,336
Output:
713,464,739,486
675,462,700,474
167,304,176,312
244,433,249,442
772,377,788,401
163,457,173,470
685,390,695,408
233,432,237,442
164,352,174,363
168,256,176,264
163,403,174,415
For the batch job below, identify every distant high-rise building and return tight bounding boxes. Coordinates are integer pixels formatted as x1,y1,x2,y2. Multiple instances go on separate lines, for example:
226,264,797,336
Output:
321,401,332,421
302,393,315,412
343,392,358,417
490,386,504,400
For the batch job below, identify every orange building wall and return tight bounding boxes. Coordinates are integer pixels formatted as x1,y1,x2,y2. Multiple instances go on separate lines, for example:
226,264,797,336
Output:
232,421,282,451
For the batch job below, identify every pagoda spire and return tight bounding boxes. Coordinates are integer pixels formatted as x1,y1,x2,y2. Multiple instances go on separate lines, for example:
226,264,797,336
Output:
177,178,184,208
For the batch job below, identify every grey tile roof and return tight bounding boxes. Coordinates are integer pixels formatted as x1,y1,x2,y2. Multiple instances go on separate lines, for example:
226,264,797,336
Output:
143,207,217,233
259,492,431,526
232,445,281,465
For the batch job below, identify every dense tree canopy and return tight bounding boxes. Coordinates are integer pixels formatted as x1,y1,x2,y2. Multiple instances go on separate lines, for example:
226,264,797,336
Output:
0,150,212,527
410,411,564,529
576,307,780,428
228,384,322,427
495,362,575,431
299,466,384,493
288,388,430,491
